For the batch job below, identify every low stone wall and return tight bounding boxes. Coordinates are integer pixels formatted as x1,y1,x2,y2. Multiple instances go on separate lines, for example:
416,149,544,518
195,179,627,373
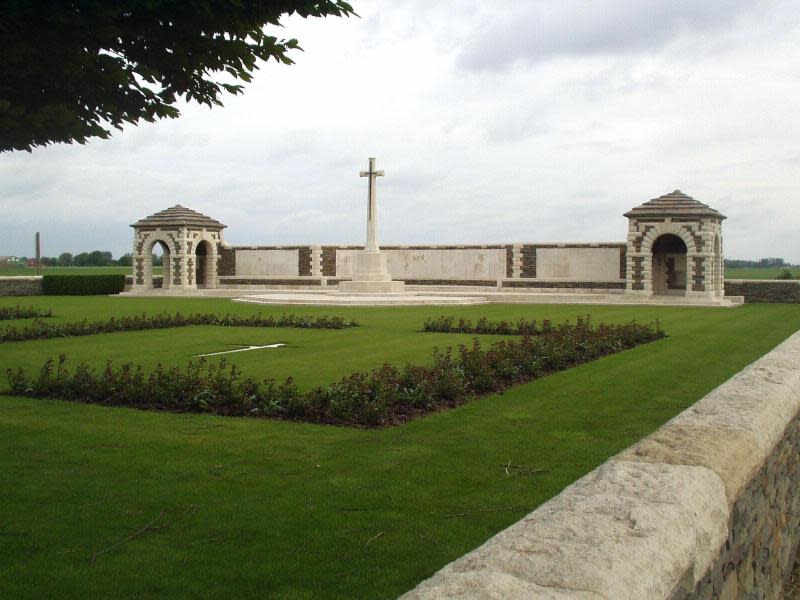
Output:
0,276,43,296
725,279,800,303
401,331,800,599
124,275,162,291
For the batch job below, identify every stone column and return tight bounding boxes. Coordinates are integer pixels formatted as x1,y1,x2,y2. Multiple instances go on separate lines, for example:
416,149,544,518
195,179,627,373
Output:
512,244,523,278
311,245,322,277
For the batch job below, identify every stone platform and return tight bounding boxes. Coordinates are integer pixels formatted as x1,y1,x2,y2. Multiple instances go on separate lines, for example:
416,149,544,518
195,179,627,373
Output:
234,292,485,307
120,286,744,307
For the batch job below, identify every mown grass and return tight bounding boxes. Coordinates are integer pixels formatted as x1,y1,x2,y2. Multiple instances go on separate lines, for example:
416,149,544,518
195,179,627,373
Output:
1,296,799,599
726,267,800,279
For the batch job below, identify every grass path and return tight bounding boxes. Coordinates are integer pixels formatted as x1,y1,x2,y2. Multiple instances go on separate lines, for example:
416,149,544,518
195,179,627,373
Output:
1,297,799,598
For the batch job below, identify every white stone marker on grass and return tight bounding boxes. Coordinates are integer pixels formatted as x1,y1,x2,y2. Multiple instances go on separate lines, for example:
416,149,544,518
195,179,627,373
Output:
339,157,405,294
196,343,285,357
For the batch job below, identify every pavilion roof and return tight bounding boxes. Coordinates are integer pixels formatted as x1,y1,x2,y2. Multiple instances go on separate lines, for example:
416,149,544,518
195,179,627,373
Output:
131,205,226,229
624,190,725,220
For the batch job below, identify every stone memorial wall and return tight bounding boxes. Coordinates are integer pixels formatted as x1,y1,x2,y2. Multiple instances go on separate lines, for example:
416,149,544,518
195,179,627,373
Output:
214,243,628,288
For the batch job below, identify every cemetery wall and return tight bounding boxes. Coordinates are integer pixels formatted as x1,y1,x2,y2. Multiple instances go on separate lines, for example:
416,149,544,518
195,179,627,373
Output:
0,276,43,296
221,243,627,288
401,330,800,600
725,279,800,303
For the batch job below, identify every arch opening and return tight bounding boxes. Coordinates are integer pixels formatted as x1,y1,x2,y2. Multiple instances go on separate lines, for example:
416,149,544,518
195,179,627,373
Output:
148,239,171,289
651,233,687,296
195,240,212,288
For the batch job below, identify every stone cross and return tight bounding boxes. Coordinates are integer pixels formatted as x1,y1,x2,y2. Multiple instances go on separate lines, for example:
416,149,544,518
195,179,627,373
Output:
360,157,384,252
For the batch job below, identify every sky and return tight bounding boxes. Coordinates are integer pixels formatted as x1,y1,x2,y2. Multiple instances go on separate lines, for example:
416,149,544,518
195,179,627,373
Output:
1,0,799,261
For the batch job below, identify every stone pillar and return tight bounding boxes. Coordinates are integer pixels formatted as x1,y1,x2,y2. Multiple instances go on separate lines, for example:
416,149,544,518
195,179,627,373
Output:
311,245,322,277
178,228,191,289
206,246,218,289
512,244,523,278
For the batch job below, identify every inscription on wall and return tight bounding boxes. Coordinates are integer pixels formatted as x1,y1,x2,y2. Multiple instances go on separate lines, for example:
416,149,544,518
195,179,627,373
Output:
536,247,622,281
336,248,507,280
234,249,300,277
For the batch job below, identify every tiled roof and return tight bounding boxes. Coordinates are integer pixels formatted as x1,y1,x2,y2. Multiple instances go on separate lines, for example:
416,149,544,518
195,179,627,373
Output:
131,205,226,229
624,190,725,220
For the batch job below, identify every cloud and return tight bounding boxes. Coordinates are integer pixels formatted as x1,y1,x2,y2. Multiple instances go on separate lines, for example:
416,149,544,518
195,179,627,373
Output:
2,0,799,263
457,0,761,71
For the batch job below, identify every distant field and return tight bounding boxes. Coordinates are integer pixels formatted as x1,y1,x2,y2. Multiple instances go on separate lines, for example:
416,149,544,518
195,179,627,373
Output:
0,266,160,276
725,267,800,279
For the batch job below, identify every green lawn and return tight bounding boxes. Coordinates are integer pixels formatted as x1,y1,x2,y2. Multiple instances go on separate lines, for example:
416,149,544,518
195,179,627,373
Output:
0,266,160,276
725,266,800,279
1,297,799,599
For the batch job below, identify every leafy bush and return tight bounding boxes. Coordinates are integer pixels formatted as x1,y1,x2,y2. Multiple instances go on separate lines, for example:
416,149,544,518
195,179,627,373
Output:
0,305,52,320
6,317,665,428
0,312,357,343
424,315,553,336
42,274,126,295
776,269,794,280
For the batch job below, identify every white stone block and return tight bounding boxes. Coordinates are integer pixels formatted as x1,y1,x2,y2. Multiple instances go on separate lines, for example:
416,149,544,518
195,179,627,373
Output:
536,248,621,280
235,249,299,277
336,248,506,280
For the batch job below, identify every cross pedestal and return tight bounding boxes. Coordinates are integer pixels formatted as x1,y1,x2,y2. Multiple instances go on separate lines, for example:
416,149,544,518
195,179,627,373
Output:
339,157,405,294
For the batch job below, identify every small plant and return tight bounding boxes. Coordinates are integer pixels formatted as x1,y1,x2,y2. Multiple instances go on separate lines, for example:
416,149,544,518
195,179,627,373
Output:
0,305,52,320
0,312,358,343
6,318,665,428
776,269,794,280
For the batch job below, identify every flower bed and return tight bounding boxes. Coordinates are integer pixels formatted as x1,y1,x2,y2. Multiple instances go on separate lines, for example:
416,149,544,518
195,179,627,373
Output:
0,305,52,321
0,312,357,343
6,317,665,428
425,315,563,336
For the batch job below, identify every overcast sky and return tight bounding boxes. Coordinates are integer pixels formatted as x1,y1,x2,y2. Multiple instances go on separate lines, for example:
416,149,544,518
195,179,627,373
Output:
2,0,799,261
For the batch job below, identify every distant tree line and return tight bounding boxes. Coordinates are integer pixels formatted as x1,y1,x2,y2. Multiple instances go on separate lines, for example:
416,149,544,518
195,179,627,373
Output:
725,258,793,268
33,251,162,267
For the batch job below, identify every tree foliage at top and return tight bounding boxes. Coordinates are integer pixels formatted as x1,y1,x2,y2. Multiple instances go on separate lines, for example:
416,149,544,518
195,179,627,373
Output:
0,1,355,152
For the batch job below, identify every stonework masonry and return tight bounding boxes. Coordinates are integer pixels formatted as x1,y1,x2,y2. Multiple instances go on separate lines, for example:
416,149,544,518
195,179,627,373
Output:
725,280,800,304
0,276,42,295
400,330,800,600
125,191,736,298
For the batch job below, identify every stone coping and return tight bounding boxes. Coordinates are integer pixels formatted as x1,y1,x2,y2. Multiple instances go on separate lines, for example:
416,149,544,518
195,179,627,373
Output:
400,330,800,599
0,276,43,281
726,279,800,283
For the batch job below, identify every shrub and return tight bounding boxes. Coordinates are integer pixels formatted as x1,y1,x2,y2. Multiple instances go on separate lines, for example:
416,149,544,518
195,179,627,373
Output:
424,315,553,336
776,269,794,280
42,274,126,295
0,305,52,320
6,318,665,428
0,312,358,343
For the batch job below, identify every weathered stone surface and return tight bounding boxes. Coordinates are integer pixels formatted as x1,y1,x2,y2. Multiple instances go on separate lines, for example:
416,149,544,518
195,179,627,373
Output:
618,334,800,503
402,461,728,600
725,280,800,304
0,276,43,296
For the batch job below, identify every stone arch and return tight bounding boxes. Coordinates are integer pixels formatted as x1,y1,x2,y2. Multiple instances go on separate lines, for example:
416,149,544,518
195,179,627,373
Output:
139,233,177,289
194,239,216,288
650,233,688,295
641,224,698,296
640,223,698,256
